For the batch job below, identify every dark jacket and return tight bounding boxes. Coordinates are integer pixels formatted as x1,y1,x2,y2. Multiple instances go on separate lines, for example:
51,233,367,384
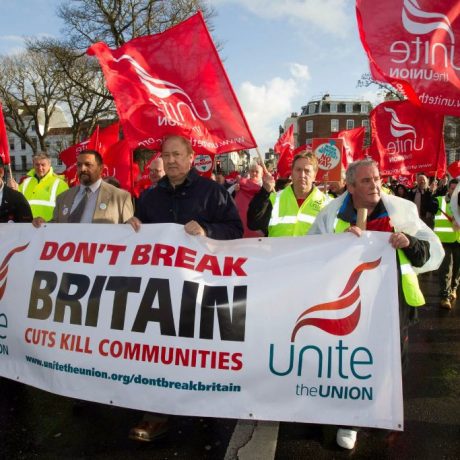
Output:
0,185,33,223
135,168,243,240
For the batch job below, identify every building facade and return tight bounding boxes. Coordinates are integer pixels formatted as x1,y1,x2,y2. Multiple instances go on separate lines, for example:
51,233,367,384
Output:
6,106,72,178
297,94,372,147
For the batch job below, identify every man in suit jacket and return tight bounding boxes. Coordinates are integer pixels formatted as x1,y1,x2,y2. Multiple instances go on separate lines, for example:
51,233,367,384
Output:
0,157,33,223
33,150,133,226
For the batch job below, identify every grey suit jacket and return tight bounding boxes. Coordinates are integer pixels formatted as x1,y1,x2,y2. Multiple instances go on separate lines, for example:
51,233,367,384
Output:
52,181,134,223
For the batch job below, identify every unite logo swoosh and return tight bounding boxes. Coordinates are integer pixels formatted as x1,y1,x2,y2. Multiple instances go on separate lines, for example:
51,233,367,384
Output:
0,244,29,301
291,258,381,341
384,107,417,138
113,54,194,103
402,0,455,43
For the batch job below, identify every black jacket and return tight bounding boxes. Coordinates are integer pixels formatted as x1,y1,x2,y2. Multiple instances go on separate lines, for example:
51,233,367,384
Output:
0,185,33,223
135,168,243,240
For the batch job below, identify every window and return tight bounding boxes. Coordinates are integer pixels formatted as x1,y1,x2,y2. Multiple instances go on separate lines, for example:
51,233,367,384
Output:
331,119,339,132
362,119,370,131
10,157,16,171
305,138,313,146
361,103,369,114
21,139,26,150
9,138,14,150
21,155,27,170
346,119,355,130
308,103,316,114
306,120,314,133
330,102,338,113
345,103,353,113
447,124,457,139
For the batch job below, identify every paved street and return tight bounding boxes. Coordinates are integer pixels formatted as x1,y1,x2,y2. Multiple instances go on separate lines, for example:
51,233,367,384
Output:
1,272,459,459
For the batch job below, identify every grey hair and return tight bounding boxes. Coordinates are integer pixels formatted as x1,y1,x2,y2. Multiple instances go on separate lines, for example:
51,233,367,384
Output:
345,159,379,185
32,152,51,161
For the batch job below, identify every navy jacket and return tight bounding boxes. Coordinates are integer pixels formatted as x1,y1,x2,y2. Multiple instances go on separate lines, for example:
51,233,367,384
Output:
135,168,243,240
0,185,33,223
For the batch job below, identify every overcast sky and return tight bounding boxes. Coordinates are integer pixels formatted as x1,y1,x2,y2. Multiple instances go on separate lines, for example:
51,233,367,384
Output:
0,0,378,152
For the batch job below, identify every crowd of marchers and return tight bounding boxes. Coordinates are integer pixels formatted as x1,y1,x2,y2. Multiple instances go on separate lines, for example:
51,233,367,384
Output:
0,135,456,451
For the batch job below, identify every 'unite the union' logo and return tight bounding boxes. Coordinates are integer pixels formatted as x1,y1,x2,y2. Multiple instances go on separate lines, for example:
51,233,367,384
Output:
113,54,212,122
290,259,381,341
402,0,455,44
383,107,417,138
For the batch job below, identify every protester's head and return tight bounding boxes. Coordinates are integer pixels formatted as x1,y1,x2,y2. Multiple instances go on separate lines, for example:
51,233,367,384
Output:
448,178,459,197
161,135,194,186
346,159,381,210
248,162,263,185
395,184,408,198
416,174,428,191
32,152,52,179
148,157,165,185
215,173,226,185
290,152,318,195
77,150,104,186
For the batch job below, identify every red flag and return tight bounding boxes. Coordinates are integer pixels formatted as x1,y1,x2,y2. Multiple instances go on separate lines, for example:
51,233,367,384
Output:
62,163,79,187
60,122,120,167
368,100,444,176
357,0,460,116
274,124,294,178
448,160,460,178
87,12,256,155
334,127,365,167
103,139,138,195
0,104,10,165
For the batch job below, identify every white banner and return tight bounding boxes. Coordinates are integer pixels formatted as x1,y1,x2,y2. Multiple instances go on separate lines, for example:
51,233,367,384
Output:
0,223,403,430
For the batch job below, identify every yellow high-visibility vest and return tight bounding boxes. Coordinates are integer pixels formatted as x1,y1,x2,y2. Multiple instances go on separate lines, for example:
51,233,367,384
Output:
434,196,460,243
268,186,329,237
19,168,68,221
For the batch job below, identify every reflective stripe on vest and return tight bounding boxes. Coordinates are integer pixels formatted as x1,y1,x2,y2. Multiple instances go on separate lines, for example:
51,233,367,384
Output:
27,178,61,207
334,218,425,307
21,177,33,195
434,196,460,243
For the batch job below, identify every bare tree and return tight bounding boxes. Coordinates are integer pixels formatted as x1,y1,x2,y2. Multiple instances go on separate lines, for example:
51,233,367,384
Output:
0,51,62,153
57,0,217,50
357,73,404,101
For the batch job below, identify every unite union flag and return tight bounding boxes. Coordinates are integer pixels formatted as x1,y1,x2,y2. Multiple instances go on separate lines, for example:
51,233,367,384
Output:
368,100,444,176
357,0,460,116
87,12,257,155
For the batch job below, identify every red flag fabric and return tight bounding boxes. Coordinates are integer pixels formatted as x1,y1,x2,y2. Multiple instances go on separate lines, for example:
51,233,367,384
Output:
274,124,295,178
87,12,256,155
234,179,264,238
357,0,460,116
0,104,10,165
60,122,120,167
448,161,460,178
103,139,138,195
334,126,366,167
62,163,79,187
368,100,444,176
